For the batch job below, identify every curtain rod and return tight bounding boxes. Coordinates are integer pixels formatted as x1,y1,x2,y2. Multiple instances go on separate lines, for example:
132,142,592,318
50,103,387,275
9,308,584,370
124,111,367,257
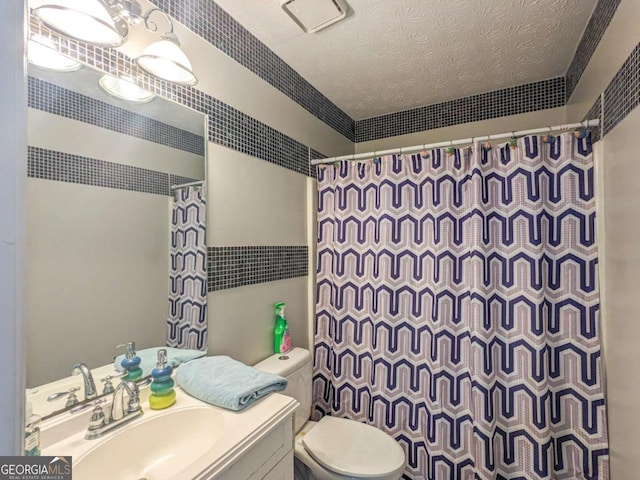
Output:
311,119,601,165
170,180,204,189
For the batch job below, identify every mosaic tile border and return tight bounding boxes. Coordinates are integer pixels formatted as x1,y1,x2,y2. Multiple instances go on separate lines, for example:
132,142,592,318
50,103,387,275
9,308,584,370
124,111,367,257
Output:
30,15,314,178
207,246,308,292
603,42,640,136
566,0,622,101
149,0,354,142
28,76,205,156
355,77,566,143
28,146,177,195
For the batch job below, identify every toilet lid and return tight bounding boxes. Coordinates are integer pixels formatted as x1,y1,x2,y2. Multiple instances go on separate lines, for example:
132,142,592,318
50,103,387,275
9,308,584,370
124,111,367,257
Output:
302,416,405,478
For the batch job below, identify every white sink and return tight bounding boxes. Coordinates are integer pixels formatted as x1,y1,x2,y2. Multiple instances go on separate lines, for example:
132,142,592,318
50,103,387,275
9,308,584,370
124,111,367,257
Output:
41,387,298,480
73,406,225,480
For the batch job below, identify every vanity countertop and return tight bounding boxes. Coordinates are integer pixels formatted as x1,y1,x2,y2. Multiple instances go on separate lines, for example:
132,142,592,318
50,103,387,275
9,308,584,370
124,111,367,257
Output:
41,387,298,480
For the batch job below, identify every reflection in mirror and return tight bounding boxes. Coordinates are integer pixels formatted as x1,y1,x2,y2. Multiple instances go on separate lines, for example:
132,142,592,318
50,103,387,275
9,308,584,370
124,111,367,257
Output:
26,51,206,419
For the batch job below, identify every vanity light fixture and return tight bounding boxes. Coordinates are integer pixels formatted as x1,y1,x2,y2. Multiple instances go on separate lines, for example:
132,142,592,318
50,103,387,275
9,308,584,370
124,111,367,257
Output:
28,34,83,72
34,0,198,85
99,74,157,103
136,31,197,86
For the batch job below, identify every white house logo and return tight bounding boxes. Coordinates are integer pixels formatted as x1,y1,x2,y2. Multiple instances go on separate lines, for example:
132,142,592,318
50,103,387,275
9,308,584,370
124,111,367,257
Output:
0,456,72,480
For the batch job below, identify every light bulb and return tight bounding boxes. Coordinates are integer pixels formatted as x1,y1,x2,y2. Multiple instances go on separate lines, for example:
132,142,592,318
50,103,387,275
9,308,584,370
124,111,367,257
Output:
35,0,126,47
99,75,156,103
136,36,197,85
28,35,82,72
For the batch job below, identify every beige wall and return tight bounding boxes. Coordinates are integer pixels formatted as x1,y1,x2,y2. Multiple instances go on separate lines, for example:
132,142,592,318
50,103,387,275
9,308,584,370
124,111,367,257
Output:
600,105,640,479
208,277,308,366
207,145,307,246
206,144,311,365
570,1,640,477
26,180,169,387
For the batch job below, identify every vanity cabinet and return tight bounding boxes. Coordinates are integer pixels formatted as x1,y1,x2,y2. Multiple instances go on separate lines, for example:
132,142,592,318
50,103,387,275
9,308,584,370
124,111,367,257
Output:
262,451,294,480
214,414,294,480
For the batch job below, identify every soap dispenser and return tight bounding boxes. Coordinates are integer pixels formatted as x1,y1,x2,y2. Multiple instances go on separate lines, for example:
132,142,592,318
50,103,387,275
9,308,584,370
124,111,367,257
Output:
117,341,143,381
149,349,176,410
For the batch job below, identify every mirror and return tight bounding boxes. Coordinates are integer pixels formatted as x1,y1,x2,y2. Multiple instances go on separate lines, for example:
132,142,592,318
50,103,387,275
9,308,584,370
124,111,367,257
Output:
26,57,206,419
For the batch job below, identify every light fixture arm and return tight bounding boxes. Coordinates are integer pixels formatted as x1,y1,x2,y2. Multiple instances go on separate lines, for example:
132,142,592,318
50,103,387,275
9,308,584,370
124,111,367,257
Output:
97,0,130,39
141,7,179,44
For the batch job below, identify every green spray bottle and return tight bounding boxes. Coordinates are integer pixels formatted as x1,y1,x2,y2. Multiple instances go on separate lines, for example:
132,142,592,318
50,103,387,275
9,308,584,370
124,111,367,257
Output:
274,302,292,354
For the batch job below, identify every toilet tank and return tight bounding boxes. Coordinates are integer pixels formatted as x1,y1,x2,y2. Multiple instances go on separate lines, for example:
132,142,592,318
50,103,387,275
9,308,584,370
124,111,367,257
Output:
254,347,312,433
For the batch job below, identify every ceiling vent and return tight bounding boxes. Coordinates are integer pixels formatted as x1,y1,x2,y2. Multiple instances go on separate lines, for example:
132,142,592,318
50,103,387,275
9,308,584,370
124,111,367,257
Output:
280,0,348,33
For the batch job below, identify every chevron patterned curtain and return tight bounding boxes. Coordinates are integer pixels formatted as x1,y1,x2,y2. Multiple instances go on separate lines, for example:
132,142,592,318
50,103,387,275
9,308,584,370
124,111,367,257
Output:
167,186,207,350
313,133,609,479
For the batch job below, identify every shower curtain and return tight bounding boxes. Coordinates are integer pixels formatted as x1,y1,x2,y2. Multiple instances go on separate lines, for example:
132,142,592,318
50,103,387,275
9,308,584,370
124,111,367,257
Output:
313,134,609,479
167,185,207,350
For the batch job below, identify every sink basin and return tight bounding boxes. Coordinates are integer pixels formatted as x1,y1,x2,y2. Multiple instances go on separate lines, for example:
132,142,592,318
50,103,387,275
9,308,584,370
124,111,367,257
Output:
73,406,225,480
41,387,298,480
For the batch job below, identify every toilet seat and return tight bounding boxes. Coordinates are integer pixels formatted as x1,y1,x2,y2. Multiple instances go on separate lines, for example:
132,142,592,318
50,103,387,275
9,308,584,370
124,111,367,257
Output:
301,416,405,478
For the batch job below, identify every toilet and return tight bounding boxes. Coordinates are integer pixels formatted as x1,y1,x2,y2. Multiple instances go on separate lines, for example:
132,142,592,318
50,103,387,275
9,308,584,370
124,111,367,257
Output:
254,348,405,480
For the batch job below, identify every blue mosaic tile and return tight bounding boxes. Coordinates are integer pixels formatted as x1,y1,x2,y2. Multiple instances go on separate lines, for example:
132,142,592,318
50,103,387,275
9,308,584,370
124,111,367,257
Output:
28,146,171,195
566,0,622,100
207,246,308,291
603,42,640,135
355,78,566,143
29,76,205,156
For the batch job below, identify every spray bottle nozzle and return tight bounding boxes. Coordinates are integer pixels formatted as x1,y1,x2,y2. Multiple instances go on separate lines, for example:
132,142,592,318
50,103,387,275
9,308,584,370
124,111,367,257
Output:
275,301,286,316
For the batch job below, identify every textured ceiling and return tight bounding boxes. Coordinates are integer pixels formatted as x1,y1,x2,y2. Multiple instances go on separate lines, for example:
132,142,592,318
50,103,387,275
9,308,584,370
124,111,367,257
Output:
214,0,597,120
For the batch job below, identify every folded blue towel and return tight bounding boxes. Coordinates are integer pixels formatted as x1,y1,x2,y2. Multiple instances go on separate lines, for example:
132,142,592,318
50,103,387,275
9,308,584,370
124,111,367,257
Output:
114,347,206,377
176,356,287,411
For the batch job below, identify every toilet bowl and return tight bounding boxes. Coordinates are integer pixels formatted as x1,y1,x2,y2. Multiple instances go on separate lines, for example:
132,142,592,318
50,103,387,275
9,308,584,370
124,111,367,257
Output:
254,348,405,480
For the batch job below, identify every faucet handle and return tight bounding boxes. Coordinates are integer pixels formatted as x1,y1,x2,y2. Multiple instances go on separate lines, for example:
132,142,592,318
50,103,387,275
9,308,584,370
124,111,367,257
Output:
47,387,80,408
88,405,106,431
100,371,126,394
136,377,152,388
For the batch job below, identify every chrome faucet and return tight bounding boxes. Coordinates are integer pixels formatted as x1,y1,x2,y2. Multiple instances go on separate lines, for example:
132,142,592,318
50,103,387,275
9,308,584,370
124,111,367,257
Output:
80,378,150,440
72,363,97,401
